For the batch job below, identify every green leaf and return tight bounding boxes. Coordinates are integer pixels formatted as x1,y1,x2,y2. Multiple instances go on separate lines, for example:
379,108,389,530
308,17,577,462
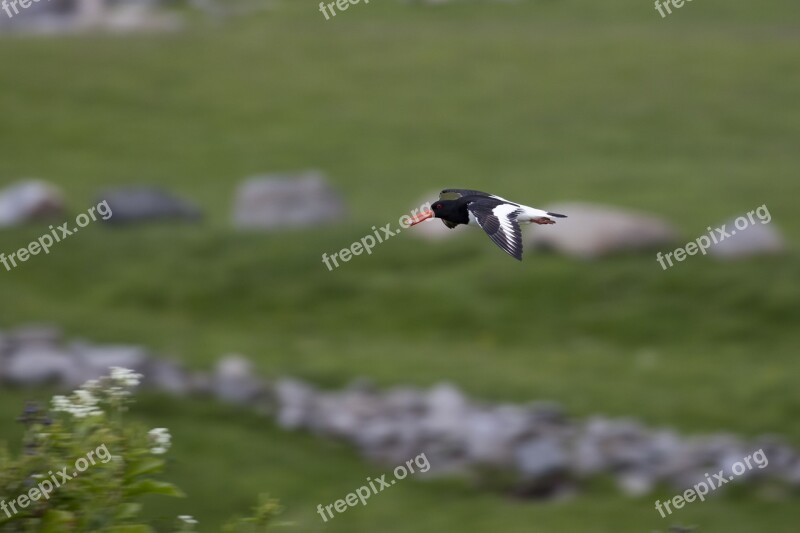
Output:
40,510,75,533
125,479,185,498
125,457,165,480
114,502,143,521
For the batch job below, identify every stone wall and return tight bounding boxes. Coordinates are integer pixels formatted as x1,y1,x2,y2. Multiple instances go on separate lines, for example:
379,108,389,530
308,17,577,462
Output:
1,325,797,499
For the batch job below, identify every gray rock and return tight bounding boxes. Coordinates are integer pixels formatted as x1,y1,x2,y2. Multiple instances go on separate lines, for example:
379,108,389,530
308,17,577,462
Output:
357,418,424,465
96,186,202,224
514,437,570,496
751,436,792,477
782,459,800,486
687,434,743,466
212,354,266,405
416,439,469,476
708,216,786,259
605,422,653,469
354,419,399,452
575,417,658,477
384,386,427,417
2,347,81,386
649,429,688,479
422,383,470,440
311,388,379,438
144,358,191,396
0,180,65,227
573,436,606,476
275,378,317,430
0,0,66,21
574,418,614,475
232,172,345,229
465,406,530,465
0,0,181,34
103,2,183,33
528,401,569,426
526,202,680,259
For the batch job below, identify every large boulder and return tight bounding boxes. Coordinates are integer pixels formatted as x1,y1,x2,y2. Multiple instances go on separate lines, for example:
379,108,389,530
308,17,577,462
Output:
708,215,786,259
96,186,202,224
526,202,680,259
0,0,181,34
0,180,66,227
232,172,345,229
0,0,72,32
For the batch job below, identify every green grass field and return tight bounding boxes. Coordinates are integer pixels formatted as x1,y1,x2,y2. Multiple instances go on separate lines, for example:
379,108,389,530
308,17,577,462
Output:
1,0,799,530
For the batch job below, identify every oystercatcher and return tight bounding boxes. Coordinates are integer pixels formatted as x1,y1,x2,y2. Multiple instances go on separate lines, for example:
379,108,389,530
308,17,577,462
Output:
408,189,567,261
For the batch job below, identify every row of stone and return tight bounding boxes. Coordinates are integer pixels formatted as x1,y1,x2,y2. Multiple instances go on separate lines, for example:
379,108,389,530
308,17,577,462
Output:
1,325,797,499
0,179,786,260
0,175,344,229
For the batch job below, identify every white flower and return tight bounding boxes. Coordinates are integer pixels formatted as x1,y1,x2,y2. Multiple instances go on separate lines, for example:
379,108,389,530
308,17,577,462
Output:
108,385,131,400
75,389,97,407
178,515,198,525
51,391,102,418
74,388,103,417
148,427,172,455
52,395,73,412
110,367,143,388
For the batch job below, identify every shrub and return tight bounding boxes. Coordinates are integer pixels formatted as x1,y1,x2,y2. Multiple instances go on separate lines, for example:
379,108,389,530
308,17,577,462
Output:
0,368,284,532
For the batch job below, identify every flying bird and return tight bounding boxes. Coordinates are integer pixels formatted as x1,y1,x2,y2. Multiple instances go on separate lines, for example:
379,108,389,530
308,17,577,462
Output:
407,189,566,261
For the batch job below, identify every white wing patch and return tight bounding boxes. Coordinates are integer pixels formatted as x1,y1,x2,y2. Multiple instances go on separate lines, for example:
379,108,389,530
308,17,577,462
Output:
467,201,524,260
493,203,522,253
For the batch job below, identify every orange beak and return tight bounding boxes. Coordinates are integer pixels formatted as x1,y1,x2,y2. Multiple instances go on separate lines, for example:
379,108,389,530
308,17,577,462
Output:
408,210,434,226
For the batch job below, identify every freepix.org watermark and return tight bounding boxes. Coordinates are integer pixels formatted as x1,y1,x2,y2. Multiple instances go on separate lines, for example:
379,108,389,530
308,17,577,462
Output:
1,0,50,20
318,0,369,21
321,201,431,271
656,204,771,270
0,200,112,272
316,453,430,522
0,443,112,519
655,448,768,518
654,0,694,18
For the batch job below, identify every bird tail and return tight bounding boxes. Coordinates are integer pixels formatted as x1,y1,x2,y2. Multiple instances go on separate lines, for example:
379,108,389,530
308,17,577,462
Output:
517,206,567,224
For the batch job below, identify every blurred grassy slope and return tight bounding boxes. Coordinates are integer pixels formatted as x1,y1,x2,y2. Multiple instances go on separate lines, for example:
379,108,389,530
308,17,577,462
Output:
0,0,799,531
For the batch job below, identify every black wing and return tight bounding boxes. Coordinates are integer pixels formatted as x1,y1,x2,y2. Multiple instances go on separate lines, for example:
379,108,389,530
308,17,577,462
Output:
440,189,494,201
467,201,524,261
